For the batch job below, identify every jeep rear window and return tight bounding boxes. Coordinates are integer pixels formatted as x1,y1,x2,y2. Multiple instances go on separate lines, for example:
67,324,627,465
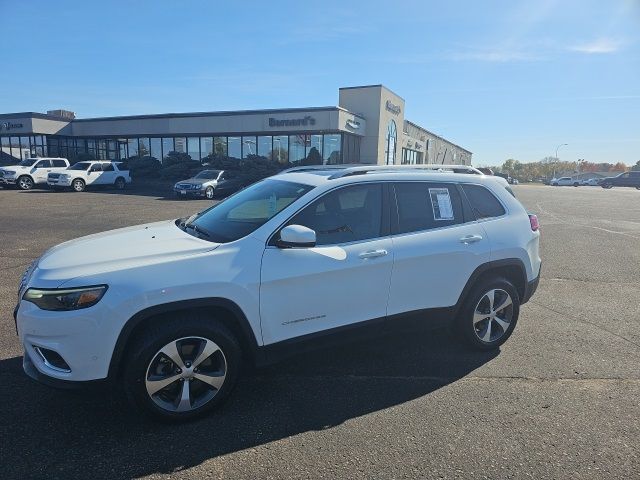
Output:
185,179,313,243
461,184,506,219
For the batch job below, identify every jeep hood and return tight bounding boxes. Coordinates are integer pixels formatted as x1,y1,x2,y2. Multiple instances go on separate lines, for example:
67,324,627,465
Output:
35,220,219,284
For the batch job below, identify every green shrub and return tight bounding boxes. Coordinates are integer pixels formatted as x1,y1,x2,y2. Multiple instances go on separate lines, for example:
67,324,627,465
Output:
159,160,203,180
125,156,161,179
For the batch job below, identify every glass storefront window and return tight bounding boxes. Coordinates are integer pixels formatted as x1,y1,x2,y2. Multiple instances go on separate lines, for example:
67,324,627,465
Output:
76,139,86,154
323,134,341,164
309,134,322,157
228,137,241,159
150,138,162,161
162,138,174,159
214,137,227,157
257,136,272,158
174,137,186,154
342,134,360,164
127,138,138,158
271,135,288,164
139,137,150,157
187,137,201,161
385,120,397,165
289,135,306,164
201,137,214,159
242,136,256,158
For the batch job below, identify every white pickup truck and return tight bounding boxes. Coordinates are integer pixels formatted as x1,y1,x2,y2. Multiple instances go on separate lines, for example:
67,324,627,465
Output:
0,158,70,190
47,161,131,192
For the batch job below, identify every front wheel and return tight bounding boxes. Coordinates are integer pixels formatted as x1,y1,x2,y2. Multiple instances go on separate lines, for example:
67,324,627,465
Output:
122,312,242,422
601,183,613,189
17,176,34,190
573,182,579,187
72,178,86,192
205,186,215,199
114,177,126,190
455,277,520,350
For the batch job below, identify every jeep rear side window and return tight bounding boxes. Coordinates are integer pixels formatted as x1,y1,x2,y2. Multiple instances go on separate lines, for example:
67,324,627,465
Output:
52,160,67,167
393,182,463,234
461,184,506,219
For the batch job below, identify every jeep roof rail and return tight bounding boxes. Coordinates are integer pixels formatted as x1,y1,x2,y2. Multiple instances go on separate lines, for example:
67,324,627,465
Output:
326,164,483,179
282,164,482,178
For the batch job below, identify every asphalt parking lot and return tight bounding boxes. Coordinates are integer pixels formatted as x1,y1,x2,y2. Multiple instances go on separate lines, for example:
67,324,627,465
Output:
0,184,638,479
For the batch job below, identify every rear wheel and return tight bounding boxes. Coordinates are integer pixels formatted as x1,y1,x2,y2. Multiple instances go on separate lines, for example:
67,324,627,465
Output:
122,311,242,422
17,176,34,190
573,182,579,187
602,183,613,189
72,178,86,192
456,277,520,350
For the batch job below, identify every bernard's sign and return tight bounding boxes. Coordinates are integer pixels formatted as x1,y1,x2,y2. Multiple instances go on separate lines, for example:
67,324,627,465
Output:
268,116,316,128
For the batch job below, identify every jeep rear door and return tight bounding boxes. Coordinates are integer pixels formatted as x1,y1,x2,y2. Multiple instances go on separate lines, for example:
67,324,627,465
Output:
386,181,490,317
260,182,393,345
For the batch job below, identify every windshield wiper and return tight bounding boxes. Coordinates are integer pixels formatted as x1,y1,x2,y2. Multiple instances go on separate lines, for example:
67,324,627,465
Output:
185,223,212,239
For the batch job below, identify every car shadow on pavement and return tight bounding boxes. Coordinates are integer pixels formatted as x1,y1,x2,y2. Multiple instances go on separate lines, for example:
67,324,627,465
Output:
1,326,498,480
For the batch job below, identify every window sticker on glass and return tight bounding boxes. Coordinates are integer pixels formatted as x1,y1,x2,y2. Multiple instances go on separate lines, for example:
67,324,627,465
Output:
429,188,454,221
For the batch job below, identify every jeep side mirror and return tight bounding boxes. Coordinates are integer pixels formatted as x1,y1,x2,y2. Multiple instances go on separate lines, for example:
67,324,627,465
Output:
276,224,316,248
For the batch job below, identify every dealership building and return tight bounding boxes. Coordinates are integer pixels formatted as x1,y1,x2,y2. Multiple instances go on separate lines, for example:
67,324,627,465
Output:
0,84,471,166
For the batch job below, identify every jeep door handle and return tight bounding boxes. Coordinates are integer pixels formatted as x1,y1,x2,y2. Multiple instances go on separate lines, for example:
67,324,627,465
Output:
359,249,388,259
459,234,483,244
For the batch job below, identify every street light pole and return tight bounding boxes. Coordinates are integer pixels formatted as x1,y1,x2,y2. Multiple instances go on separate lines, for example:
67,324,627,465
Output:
553,143,568,178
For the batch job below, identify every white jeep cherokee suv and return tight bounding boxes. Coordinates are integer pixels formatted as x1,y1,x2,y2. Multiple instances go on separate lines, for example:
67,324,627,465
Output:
47,160,131,191
0,158,70,190
15,165,541,421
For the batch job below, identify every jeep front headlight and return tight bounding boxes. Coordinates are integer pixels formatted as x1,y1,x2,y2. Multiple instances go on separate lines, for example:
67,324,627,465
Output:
23,285,108,311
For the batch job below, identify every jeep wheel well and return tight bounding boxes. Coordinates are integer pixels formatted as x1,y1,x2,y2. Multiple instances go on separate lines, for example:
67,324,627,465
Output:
110,302,260,380
456,261,527,314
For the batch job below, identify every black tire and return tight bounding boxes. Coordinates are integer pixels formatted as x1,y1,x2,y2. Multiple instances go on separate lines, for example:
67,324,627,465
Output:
72,178,85,192
122,311,242,422
17,175,34,190
114,177,126,190
205,186,215,199
573,182,579,187
455,277,520,350
601,183,612,189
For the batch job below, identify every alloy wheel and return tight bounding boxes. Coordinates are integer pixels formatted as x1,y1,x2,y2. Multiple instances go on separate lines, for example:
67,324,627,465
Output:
473,288,514,343
145,336,227,413
205,187,214,199
18,176,33,190
73,179,84,192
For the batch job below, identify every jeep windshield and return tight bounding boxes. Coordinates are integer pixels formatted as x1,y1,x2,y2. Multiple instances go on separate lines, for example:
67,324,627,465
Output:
181,179,313,243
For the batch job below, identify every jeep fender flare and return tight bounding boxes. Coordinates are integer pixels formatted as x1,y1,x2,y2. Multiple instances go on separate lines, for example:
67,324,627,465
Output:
107,297,260,380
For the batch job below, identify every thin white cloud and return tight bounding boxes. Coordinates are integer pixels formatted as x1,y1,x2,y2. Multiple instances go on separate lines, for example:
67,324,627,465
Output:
569,38,623,54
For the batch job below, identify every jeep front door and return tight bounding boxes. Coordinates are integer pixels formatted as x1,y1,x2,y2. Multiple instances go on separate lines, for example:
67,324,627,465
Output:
260,183,393,345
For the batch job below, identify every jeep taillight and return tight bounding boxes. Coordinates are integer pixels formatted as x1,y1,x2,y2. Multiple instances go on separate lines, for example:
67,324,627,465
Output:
529,214,539,232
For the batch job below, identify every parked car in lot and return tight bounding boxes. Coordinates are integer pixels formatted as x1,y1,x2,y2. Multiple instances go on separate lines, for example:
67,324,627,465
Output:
174,169,244,199
15,165,541,421
550,176,579,186
599,171,640,189
579,178,601,186
47,161,131,192
0,158,70,190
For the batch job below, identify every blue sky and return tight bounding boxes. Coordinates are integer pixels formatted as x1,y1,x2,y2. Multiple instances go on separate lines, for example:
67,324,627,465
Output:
1,0,638,166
